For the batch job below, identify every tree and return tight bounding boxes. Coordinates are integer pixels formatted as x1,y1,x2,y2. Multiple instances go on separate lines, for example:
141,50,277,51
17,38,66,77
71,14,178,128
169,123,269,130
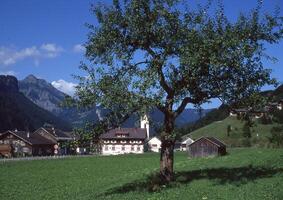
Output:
74,0,282,182
269,125,283,147
227,124,232,137
242,122,252,138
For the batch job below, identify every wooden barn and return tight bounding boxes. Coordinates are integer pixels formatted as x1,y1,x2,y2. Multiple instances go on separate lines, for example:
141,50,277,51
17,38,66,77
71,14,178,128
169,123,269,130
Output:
188,137,226,158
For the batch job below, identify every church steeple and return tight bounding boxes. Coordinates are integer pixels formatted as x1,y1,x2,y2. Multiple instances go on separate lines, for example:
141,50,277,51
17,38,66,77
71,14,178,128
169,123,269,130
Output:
140,115,149,139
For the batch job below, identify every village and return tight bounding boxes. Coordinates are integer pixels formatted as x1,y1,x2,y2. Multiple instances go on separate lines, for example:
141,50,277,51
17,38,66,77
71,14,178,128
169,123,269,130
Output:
1,96,282,159
0,0,283,199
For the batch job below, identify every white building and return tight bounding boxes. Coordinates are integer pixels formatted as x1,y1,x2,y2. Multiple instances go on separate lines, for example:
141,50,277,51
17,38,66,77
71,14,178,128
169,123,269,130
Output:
100,116,149,155
180,137,194,151
147,136,161,152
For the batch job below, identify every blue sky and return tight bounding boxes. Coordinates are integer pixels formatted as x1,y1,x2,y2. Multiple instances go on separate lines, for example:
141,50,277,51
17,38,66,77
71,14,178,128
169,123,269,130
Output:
0,0,282,108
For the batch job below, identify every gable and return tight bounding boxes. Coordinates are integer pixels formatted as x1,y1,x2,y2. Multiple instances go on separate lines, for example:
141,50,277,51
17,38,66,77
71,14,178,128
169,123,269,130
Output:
189,137,219,148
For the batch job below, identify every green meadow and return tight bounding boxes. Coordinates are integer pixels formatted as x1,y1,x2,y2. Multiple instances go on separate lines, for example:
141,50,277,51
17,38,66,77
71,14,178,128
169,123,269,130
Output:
0,148,282,200
189,116,277,147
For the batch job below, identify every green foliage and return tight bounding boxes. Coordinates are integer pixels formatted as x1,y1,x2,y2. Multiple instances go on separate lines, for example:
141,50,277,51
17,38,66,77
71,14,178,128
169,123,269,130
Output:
242,122,252,138
0,149,283,199
269,125,283,147
227,124,232,136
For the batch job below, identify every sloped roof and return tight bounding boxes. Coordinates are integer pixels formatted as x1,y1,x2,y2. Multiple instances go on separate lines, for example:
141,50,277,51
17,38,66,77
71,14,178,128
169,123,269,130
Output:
189,136,226,147
100,128,147,140
1,131,56,145
43,128,73,139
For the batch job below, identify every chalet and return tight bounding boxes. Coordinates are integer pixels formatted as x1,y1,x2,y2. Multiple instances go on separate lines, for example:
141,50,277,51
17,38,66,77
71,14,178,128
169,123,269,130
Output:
34,127,73,155
147,136,161,152
0,130,56,156
188,136,226,158
100,116,149,155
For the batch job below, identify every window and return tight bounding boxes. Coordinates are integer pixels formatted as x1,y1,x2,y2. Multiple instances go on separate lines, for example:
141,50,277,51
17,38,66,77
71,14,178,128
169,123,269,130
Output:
152,144,157,147
137,146,141,151
112,146,115,151
122,146,125,151
105,145,108,151
131,146,134,151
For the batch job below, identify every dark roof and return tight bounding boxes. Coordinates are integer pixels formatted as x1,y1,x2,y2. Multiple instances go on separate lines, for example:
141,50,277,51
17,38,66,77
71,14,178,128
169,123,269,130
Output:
43,128,73,139
1,131,56,145
206,137,226,147
190,136,226,147
100,128,147,140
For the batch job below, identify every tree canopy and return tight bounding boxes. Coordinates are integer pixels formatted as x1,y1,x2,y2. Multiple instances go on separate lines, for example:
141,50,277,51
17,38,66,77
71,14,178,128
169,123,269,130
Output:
74,0,283,182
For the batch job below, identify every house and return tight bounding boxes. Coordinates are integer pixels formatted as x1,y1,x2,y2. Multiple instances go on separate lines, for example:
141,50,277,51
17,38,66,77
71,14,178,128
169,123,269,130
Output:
0,130,56,156
147,136,161,152
278,99,283,110
100,128,147,155
229,108,249,117
100,116,149,155
188,136,226,157
34,127,74,155
180,137,194,151
174,137,194,151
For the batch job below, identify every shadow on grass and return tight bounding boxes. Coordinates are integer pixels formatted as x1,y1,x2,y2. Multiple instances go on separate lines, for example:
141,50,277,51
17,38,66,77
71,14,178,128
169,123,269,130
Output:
102,165,283,195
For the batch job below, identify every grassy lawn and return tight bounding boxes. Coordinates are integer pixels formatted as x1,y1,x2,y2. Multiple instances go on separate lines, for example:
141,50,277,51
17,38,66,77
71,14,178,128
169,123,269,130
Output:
189,116,277,147
0,148,282,200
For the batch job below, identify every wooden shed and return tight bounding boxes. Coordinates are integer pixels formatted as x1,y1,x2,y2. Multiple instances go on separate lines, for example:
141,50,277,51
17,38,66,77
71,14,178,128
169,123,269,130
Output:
188,137,226,158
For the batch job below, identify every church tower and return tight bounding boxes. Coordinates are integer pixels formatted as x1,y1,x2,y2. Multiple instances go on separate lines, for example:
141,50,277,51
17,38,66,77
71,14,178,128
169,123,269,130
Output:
140,115,150,139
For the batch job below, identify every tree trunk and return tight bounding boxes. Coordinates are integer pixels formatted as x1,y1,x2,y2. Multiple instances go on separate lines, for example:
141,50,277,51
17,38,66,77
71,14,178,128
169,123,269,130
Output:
160,112,175,182
160,139,175,182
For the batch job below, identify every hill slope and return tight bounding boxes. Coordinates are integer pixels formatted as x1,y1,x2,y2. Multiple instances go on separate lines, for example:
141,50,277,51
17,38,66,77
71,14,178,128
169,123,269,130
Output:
188,116,277,147
0,75,72,132
183,84,283,134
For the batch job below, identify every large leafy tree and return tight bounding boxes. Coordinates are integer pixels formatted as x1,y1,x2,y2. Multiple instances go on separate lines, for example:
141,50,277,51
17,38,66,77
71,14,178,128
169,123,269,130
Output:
75,0,282,182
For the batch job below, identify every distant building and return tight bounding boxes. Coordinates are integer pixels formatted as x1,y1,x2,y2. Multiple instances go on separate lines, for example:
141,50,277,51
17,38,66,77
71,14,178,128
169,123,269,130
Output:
0,130,56,156
278,99,283,110
34,127,73,155
188,137,226,158
180,137,194,151
147,136,161,152
100,116,149,155
100,128,147,155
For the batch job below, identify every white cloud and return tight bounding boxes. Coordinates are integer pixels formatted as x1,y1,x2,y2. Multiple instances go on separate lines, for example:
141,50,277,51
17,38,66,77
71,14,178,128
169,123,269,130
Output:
0,44,63,66
41,43,64,58
51,79,77,96
73,44,85,53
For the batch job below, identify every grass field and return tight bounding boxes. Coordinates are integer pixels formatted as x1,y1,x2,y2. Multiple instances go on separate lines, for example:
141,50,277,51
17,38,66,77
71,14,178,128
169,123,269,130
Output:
0,148,283,200
189,116,277,147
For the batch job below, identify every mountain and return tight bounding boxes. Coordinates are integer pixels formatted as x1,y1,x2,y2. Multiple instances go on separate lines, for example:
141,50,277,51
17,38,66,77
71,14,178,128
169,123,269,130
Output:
19,74,66,114
19,75,212,128
0,75,72,132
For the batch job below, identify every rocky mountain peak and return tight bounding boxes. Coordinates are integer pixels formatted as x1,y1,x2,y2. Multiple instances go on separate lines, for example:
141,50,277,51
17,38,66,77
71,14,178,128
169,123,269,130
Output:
0,75,19,93
24,74,38,82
